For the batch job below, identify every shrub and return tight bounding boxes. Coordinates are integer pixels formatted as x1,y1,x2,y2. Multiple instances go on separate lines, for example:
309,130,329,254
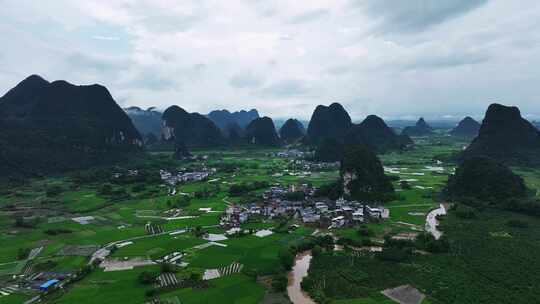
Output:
45,185,63,197
145,288,158,297
44,228,73,235
455,204,477,219
138,271,158,285
506,219,529,228
160,263,177,273
312,245,323,257
271,274,288,292
357,225,373,237
17,248,31,260
376,248,412,263
99,184,113,195
278,248,294,270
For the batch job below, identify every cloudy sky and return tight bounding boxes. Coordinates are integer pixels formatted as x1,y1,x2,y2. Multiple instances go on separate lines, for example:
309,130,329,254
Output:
1,0,540,121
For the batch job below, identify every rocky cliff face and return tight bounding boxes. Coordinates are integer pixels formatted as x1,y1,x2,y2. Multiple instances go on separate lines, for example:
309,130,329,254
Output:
306,103,352,144
244,117,280,146
0,75,142,177
450,116,480,137
162,105,224,147
279,118,305,144
402,118,433,136
345,115,413,152
124,106,162,140
461,104,540,164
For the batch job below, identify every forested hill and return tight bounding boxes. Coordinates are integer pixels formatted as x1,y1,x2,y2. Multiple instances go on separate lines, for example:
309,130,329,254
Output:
0,75,142,179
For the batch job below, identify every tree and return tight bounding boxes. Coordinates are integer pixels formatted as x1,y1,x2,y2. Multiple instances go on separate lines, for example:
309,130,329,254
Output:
138,271,158,284
99,183,113,195
278,248,295,270
314,138,344,162
312,245,323,257
341,144,395,202
45,185,63,197
160,263,176,273
272,274,288,292
400,180,411,190
17,248,30,260
132,184,146,193
447,156,527,204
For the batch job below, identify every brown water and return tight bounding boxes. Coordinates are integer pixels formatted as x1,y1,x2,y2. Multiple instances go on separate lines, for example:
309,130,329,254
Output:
425,204,447,240
287,251,316,304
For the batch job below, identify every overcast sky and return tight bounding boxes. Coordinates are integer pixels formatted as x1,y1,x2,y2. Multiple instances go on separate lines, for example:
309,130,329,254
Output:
1,0,539,121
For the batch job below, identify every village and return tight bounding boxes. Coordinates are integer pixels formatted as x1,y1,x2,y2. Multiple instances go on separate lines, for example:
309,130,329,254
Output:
0,146,451,304
220,182,389,231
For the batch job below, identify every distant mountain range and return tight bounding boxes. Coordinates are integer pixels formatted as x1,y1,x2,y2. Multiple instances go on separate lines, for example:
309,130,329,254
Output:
450,116,481,137
0,75,141,178
244,117,280,146
279,118,305,144
307,103,352,144
124,106,162,140
401,118,433,137
207,109,259,130
307,103,411,154
4,74,540,178
346,115,413,153
162,106,224,147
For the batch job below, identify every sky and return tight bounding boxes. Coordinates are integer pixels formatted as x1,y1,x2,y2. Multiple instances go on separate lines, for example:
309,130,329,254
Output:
1,0,540,121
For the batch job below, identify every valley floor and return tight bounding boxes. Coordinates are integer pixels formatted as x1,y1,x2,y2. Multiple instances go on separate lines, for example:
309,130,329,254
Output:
0,136,539,303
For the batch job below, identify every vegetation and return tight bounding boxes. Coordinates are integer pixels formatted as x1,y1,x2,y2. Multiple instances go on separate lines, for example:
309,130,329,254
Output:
447,156,527,203
304,208,540,304
1,133,539,304
341,144,395,202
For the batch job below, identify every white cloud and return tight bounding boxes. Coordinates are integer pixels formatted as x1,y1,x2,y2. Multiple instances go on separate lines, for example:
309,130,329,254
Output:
0,0,540,121
92,35,121,41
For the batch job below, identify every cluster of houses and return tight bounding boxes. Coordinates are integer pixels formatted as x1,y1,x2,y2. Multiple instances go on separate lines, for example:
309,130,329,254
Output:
288,159,340,171
112,169,139,179
159,168,216,186
271,149,306,158
294,198,388,229
27,271,72,292
262,184,317,200
220,183,389,230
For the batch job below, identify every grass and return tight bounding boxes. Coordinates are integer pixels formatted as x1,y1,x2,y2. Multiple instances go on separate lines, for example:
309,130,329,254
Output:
188,234,284,274
0,293,33,304
1,139,538,304
111,234,206,260
160,274,265,304
50,266,160,304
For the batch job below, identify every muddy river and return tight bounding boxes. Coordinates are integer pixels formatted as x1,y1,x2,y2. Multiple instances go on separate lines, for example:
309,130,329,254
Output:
287,251,316,304
425,203,447,240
